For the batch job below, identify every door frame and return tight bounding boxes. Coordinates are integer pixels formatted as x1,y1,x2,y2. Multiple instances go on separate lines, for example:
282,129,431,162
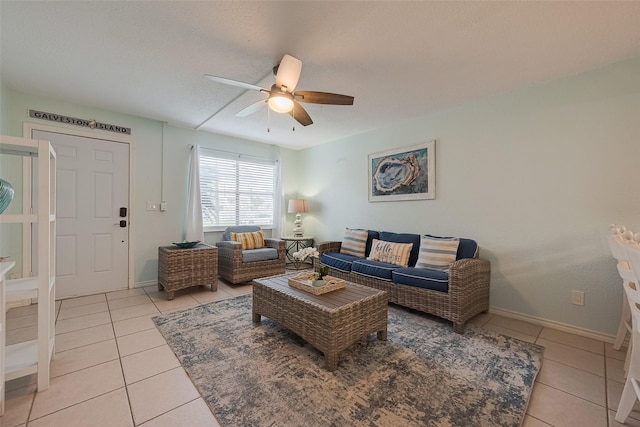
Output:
23,121,135,289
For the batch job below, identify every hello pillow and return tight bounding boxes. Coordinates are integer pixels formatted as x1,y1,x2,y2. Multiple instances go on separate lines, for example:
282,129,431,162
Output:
368,239,413,267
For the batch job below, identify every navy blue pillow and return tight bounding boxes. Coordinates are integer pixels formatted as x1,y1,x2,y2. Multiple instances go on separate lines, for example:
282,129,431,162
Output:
379,231,421,267
364,230,380,257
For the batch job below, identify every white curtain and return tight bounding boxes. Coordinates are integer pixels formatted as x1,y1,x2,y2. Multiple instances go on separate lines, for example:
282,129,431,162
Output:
185,144,204,242
272,158,283,239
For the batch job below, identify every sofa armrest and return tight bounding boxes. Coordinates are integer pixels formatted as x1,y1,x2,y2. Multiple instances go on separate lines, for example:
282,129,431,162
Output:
216,240,242,251
263,238,284,249
264,238,286,259
216,240,243,267
448,258,491,327
316,241,342,256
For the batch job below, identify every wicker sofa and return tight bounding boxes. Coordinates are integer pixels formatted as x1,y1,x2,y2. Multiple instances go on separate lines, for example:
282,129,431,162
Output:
216,226,286,284
316,230,490,333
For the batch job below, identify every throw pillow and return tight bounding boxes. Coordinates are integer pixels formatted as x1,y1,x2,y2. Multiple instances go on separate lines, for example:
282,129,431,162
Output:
416,235,460,271
368,239,413,267
230,230,265,250
340,228,369,257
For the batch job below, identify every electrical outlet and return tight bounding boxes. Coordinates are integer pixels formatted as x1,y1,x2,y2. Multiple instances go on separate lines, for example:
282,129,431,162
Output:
571,290,585,306
9,272,21,279
146,201,159,211
160,202,167,212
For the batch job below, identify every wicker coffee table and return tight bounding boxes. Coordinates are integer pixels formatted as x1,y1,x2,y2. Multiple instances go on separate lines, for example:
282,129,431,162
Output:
252,274,388,371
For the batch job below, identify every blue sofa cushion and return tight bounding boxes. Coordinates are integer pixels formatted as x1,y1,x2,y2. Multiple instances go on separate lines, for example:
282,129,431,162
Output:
364,230,380,257
392,268,450,293
425,235,478,260
320,252,360,272
379,231,421,267
242,248,278,263
352,259,400,281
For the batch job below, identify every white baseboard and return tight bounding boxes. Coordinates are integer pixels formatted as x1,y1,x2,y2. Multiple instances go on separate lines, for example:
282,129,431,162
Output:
489,306,616,344
134,280,157,288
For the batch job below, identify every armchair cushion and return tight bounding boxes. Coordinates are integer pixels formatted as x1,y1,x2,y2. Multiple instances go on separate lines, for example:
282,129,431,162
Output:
222,225,261,242
242,248,279,263
231,230,265,250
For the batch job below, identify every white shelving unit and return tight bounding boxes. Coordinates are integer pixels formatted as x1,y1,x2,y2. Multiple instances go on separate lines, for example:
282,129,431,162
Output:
0,135,56,392
0,260,16,415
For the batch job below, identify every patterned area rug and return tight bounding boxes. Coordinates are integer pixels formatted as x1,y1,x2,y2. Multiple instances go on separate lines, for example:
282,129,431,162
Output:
153,295,543,427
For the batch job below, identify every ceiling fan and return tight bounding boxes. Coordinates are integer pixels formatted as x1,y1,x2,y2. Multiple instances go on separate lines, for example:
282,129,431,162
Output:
204,54,354,127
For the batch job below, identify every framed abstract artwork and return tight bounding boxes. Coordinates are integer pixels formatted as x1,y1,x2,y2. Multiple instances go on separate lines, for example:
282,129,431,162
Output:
368,140,435,202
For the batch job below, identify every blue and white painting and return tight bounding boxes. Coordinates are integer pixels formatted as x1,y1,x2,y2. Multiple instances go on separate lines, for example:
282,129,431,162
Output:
368,141,435,202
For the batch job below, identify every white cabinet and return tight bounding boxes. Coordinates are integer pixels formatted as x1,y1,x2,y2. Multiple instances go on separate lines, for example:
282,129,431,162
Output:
0,135,56,393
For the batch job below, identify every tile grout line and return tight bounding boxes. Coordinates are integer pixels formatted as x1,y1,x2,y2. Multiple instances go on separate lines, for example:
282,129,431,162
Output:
604,339,612,427
104,292,137,427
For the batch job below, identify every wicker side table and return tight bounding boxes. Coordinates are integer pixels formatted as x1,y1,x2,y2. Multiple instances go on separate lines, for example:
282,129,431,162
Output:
158,244,218,300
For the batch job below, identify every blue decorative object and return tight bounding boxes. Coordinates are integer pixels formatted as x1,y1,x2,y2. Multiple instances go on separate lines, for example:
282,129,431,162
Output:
0,178,14,214
172,240,200,249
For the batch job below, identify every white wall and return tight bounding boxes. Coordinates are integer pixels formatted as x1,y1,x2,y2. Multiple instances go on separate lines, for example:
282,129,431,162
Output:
2,57,638,336
297,57,640,337
0,86,299,285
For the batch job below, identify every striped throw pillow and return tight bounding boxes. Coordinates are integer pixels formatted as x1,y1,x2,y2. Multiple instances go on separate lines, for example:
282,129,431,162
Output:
230,231,265,250
416,236,459,271
340,228,369,257
368,239,413,267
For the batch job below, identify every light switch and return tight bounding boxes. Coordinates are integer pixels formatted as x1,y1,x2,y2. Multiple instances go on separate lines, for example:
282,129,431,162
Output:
146,201,159,211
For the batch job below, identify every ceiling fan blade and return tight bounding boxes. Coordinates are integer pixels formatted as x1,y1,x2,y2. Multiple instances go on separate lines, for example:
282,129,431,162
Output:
236,99,267,117
275,54,302,92
289,101,313,126
294,91,354,105
203,74,266,92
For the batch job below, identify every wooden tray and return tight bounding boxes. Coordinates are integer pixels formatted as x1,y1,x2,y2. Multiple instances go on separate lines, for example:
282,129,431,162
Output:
288,275,346,295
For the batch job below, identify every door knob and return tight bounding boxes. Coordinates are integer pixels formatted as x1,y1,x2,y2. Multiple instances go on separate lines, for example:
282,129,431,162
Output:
113,220,127,227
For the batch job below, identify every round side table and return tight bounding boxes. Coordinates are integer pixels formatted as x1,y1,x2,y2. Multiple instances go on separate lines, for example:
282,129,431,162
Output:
281,236,315,270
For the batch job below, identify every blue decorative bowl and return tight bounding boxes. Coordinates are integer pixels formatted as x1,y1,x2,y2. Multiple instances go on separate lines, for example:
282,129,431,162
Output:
0,178,14,214
172,240,200,249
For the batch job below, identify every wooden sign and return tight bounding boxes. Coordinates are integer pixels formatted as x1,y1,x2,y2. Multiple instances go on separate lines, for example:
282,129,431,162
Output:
29,110,131,135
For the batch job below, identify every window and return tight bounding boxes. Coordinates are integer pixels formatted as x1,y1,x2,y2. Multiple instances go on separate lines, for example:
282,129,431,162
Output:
199,149,276,231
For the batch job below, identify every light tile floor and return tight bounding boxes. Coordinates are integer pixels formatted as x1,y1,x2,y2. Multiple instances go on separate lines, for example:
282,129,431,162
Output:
2,278,639,427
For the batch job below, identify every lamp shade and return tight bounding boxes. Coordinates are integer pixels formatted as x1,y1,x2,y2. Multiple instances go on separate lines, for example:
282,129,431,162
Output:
288,199,308,214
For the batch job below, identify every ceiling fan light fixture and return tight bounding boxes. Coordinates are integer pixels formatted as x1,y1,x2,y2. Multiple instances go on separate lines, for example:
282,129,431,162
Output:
268,93,294,113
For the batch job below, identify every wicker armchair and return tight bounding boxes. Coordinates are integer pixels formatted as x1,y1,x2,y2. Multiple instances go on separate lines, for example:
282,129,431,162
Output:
216,226,286,284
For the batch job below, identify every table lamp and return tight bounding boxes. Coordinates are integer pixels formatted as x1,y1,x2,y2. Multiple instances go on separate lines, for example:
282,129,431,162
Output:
288,199,308,237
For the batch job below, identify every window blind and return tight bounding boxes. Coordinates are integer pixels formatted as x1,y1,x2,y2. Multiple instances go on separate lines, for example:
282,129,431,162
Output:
199,149,275,230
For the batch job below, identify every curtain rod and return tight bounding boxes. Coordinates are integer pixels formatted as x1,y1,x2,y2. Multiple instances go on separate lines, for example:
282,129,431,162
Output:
188,144,275,162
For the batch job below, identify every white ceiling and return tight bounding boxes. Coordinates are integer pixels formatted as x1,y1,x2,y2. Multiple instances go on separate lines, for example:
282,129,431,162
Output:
2,1,639,150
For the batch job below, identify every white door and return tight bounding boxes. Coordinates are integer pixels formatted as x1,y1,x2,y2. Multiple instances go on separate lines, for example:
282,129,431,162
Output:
33,130,130,298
